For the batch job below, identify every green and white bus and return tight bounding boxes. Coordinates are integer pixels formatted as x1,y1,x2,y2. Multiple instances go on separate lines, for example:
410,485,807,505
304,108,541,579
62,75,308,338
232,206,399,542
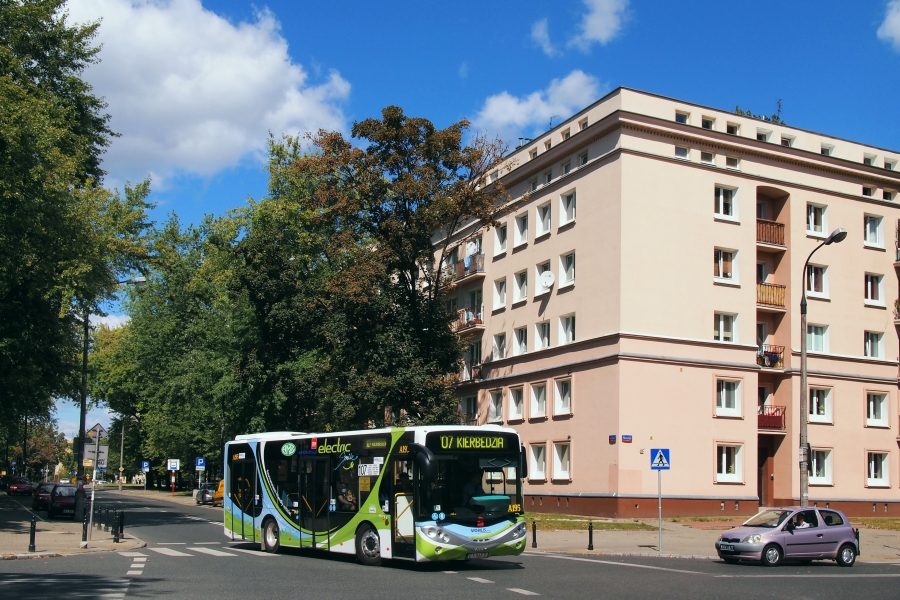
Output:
224,425,527,565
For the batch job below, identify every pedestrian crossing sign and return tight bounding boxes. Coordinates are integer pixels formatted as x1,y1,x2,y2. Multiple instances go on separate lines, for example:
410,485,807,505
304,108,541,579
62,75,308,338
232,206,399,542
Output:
650,448,670,470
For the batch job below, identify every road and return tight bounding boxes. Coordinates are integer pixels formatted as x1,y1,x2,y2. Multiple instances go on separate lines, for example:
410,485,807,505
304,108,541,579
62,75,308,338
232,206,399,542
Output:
2,490,899,599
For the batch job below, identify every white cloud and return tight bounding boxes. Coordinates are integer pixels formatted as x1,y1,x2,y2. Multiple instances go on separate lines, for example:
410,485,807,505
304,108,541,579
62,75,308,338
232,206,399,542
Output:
531,18,559,57
568,0,629,51
471,70,604,144
878,1,900,50
90,313,131,329
66,0,350,185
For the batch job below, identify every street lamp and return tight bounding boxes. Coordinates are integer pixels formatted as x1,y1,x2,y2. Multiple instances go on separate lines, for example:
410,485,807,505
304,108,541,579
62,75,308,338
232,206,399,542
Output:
799,227,847,507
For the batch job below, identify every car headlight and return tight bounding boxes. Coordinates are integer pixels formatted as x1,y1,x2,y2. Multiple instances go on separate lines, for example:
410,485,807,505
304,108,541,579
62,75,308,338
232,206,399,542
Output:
742,534,762,544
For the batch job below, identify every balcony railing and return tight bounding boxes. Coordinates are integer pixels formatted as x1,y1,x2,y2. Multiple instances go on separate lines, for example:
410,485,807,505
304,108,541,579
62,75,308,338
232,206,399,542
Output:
444,253,485,284
757,282,786,308
757,344,784,368
757,219,785,246
459,412,478,425
459,361,481,383
758,405,786,430
453,306,484,333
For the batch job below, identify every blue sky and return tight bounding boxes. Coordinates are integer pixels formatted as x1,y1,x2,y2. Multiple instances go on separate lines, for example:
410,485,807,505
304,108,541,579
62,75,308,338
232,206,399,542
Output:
54,0,900,435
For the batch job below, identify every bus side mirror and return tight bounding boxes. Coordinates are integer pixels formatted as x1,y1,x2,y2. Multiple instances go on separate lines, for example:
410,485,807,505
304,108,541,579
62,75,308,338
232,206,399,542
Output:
409,443,436,481
520,445,528,480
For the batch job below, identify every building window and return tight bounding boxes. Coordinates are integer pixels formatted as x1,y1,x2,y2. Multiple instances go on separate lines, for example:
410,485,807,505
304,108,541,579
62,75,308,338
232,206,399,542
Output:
561,192,576,224
675,146,689,159
552,443,571,479
536,261,552,295
885,159,896,171
509,388,524,420
714,313,736,342
866,393,889,427
544,171,552,186
702,117,715,130
807,324,827,353
530,444,546,479
716,380,741,417
531,383,547,418
806,264,827,297
756,129,770,142
514,213,528,246
714,249,736,282
536,321,550,349
488,391,502,422
579,152,588,167
563,161,571,175
806,203,826,235
884,190,894,201
578,118,588,131
555,379,572,415
514,326,528,356
781,136,793,147
560,314,576,345
493,333,506,360
821,144,834,156
862,186,874,197
864,215,883,246
467,341,482,367
561,252,575,286
809,387,832,423
725,156,740,170
716,445,742,483
864,273,883,305
726,123,739,135
864,331,883,359
514,270,528,303
864,154,876,166
530,149,537,160
536,203,551,236
495,224,508,254
675,112,689,124
562,129,571,141
810,449,833,485
544,141,552,152
530,180,538,192
493,278,506,309
701,151,715,164
867,452,890,487
460,396,477,423
714,187,736,219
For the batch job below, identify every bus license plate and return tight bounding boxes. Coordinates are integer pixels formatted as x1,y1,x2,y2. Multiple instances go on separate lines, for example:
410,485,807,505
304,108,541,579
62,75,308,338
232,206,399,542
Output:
720,544,734,551
467,552,489,559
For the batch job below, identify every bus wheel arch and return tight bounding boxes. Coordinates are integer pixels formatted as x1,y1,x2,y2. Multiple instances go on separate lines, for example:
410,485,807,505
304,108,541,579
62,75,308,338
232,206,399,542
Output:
355,521,382,566
261,516,280,553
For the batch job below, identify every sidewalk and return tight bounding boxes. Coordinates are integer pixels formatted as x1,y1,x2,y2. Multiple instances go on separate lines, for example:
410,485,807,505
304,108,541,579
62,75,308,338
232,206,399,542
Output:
0,491,145,559
526,519,900,563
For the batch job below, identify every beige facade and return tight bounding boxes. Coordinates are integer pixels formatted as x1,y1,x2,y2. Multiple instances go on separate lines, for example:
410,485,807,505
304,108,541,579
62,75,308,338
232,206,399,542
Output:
441,87,900,517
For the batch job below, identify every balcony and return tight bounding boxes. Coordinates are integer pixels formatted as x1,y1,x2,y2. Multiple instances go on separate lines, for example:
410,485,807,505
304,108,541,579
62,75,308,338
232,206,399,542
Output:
458,360,482,383
444,253,485,287
757,282,786,310
453,306,484,335
756,219,785,248
459,413,478,425
758,405,786,431
757,344,784,368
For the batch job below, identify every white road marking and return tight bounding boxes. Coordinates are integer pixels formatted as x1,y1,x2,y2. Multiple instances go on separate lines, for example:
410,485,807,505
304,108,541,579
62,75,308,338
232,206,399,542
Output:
717,574,900,579
442,570,458,574
228,547,279,557
125,570,143,576
193,541,220,544
188,546,238,557
118,551,147,557
467,577,494,584
156,542,186,545
526,552,705,575
149,547,194,557
508,589,540,596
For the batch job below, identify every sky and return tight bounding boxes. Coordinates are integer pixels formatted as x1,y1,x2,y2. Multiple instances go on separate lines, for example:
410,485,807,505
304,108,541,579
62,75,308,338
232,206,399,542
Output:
52,0,900,434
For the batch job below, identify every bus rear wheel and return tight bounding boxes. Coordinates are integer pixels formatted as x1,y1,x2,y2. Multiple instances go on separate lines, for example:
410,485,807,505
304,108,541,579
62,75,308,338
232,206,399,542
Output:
262,518,280,553
356,524,381,566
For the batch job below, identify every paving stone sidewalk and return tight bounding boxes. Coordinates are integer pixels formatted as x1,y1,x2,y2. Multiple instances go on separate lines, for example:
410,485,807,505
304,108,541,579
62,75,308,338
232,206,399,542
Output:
0,490,144,559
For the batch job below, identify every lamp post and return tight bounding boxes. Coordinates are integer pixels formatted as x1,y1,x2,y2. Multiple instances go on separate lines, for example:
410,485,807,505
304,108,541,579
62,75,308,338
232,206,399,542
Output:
799,228,847,507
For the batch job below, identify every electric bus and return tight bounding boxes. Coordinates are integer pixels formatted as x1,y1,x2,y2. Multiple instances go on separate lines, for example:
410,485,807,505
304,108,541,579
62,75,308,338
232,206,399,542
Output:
223,425,527,565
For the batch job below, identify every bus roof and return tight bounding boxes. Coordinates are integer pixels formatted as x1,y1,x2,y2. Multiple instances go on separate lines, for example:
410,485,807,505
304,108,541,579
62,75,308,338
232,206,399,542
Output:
229,424,516,443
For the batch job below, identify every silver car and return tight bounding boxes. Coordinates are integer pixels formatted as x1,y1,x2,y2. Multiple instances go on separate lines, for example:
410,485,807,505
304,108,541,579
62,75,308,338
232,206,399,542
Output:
715,507,858,567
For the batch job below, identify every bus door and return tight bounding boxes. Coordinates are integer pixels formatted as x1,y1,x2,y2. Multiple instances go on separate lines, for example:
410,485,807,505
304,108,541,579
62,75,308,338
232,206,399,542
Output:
298,457,330,549
228,443,262,541
391,459,416,558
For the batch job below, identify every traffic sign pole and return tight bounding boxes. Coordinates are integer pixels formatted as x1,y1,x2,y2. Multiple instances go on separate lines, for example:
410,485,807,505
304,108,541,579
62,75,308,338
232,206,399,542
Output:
650,448,670,555
658,470,662,553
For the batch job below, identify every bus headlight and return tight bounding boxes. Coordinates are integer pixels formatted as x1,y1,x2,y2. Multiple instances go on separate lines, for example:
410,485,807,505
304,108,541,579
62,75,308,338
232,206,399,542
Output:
425,526,437,538
511,522,527,539
425,527,448,543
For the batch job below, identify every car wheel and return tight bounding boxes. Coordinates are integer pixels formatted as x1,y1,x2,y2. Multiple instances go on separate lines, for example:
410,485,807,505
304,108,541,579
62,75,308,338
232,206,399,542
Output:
761,544,782,567
262,518,280,553
355,524,382,566
836,543,856,567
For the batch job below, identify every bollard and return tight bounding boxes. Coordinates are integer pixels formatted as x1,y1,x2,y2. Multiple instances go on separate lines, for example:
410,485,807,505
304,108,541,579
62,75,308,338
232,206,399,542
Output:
95,507,101,529
531,519,537,549
113,512,120,544
82,513,88,543
28,516,36,553
119,511,125,537
588,521,594,551
105,508,110,532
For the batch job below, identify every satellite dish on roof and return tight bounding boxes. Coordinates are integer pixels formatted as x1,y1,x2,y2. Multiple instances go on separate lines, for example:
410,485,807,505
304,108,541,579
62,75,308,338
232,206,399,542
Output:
539,271,555,290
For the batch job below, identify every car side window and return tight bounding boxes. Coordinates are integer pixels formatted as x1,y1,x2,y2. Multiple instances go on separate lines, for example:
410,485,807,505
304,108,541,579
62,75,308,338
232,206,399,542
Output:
799,509,819,527
820,510,844,526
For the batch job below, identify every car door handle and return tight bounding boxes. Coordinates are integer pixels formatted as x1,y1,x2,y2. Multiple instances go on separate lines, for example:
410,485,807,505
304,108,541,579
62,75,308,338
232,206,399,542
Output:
816,534,823,538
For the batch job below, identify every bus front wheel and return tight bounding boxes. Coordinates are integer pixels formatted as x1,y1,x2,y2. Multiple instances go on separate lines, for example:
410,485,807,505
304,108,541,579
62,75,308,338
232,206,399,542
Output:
262,518,280,553
356,524,382,566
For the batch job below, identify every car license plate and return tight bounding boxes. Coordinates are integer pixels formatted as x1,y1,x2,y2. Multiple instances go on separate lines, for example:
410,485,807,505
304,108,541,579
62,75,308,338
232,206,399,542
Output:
720,544,734,551
62,509,74,513
467,552,489,559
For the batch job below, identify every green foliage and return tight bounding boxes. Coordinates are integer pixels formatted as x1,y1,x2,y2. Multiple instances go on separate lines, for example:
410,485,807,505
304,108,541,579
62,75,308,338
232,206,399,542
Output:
734,105,785,125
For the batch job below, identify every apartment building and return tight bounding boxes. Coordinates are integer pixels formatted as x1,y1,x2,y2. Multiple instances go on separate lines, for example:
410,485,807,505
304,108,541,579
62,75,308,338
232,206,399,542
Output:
440,87,900,517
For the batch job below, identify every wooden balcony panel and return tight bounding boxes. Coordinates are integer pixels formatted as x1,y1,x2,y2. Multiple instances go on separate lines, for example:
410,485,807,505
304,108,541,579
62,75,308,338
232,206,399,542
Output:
757,219,785,247
757,282,786,308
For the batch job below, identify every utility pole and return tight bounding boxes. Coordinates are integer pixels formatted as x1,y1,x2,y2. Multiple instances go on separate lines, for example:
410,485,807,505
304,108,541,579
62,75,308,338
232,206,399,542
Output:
118,419,125,491
22,413,27,481
76,306,90,485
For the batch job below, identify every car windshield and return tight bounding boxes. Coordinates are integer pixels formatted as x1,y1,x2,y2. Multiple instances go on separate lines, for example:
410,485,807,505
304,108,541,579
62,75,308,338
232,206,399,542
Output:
38,484,55,493
743,509,792,528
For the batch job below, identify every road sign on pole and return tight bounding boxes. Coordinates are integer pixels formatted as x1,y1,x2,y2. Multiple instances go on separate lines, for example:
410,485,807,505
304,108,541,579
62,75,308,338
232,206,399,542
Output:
650,448,670,554
141,461,150,472
195,457,205,471
167,459,180,471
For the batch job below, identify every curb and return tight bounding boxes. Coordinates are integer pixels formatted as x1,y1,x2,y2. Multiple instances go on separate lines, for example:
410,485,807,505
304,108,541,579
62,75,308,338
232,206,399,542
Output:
0,538,146,560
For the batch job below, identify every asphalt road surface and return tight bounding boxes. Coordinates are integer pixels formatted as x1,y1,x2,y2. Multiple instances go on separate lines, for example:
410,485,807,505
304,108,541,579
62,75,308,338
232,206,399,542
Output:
2,490,899,599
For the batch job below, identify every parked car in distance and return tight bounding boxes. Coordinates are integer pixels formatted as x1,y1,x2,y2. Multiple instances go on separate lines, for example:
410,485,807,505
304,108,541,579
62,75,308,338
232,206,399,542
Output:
211,480,224,507
32,482,56,510
716,507,858,567
47,484,78,519
196,482,218,505
0,475,12,490
7,478,33,496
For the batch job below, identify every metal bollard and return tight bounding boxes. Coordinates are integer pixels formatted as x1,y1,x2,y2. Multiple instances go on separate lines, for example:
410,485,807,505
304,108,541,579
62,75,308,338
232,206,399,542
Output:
119,511,125,537
95,507,101,529
531,519,537,548
105,508,110,532
82,513,88,543
28,516,36,553
113,512,120,543
588,521,594,551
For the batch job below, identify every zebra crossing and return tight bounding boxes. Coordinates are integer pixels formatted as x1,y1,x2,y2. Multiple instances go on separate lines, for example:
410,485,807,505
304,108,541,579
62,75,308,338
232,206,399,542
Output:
119,543,279,567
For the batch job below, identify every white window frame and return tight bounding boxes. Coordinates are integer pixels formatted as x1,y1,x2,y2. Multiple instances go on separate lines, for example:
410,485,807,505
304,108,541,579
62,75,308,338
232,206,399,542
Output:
536,321,551,350
529,149,537,160
563,161,571,175
493,333,506,360
529,444,546,480
716,444,743,483
780,135,794,147
560,191,576,225
536,202,551,237
701,116,715,130
885,159,897,171
578,118,588,131
725,156,740,170
675,111,689,125
488,390,503,423
806,264,828,299
864,331,883,359
808,387,832,423
675,146,690,160
807,324,828,353
561,128,571,142
726,123,739,135
530,179,538,192
714,186,738,221
560,252,575,287
863,186,874,197
493,278,506,309
821,144,834,157
544,171,552,186
864,153,877,167
701,151,715,165
495,223,508,255
714,312,737,343
806,203,827,238
864,273,884,306
535,262,552,297
559,314,576,345
530,383,547,418
867,452,890,487
715,379,742,418
513,270,528,303
756,129,771,142
514,326,527,356
866,393,889,428
554,378,572,416
552,442,571,480
514,213,528,247
714,248,738,284
863,214,884,248
509,387,524,420
579,152,588,167
884,190,895,202
810,449,833,485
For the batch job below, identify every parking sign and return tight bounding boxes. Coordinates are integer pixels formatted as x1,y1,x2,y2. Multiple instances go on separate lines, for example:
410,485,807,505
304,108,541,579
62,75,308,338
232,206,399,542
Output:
141,461,150,472
195,457,206,471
